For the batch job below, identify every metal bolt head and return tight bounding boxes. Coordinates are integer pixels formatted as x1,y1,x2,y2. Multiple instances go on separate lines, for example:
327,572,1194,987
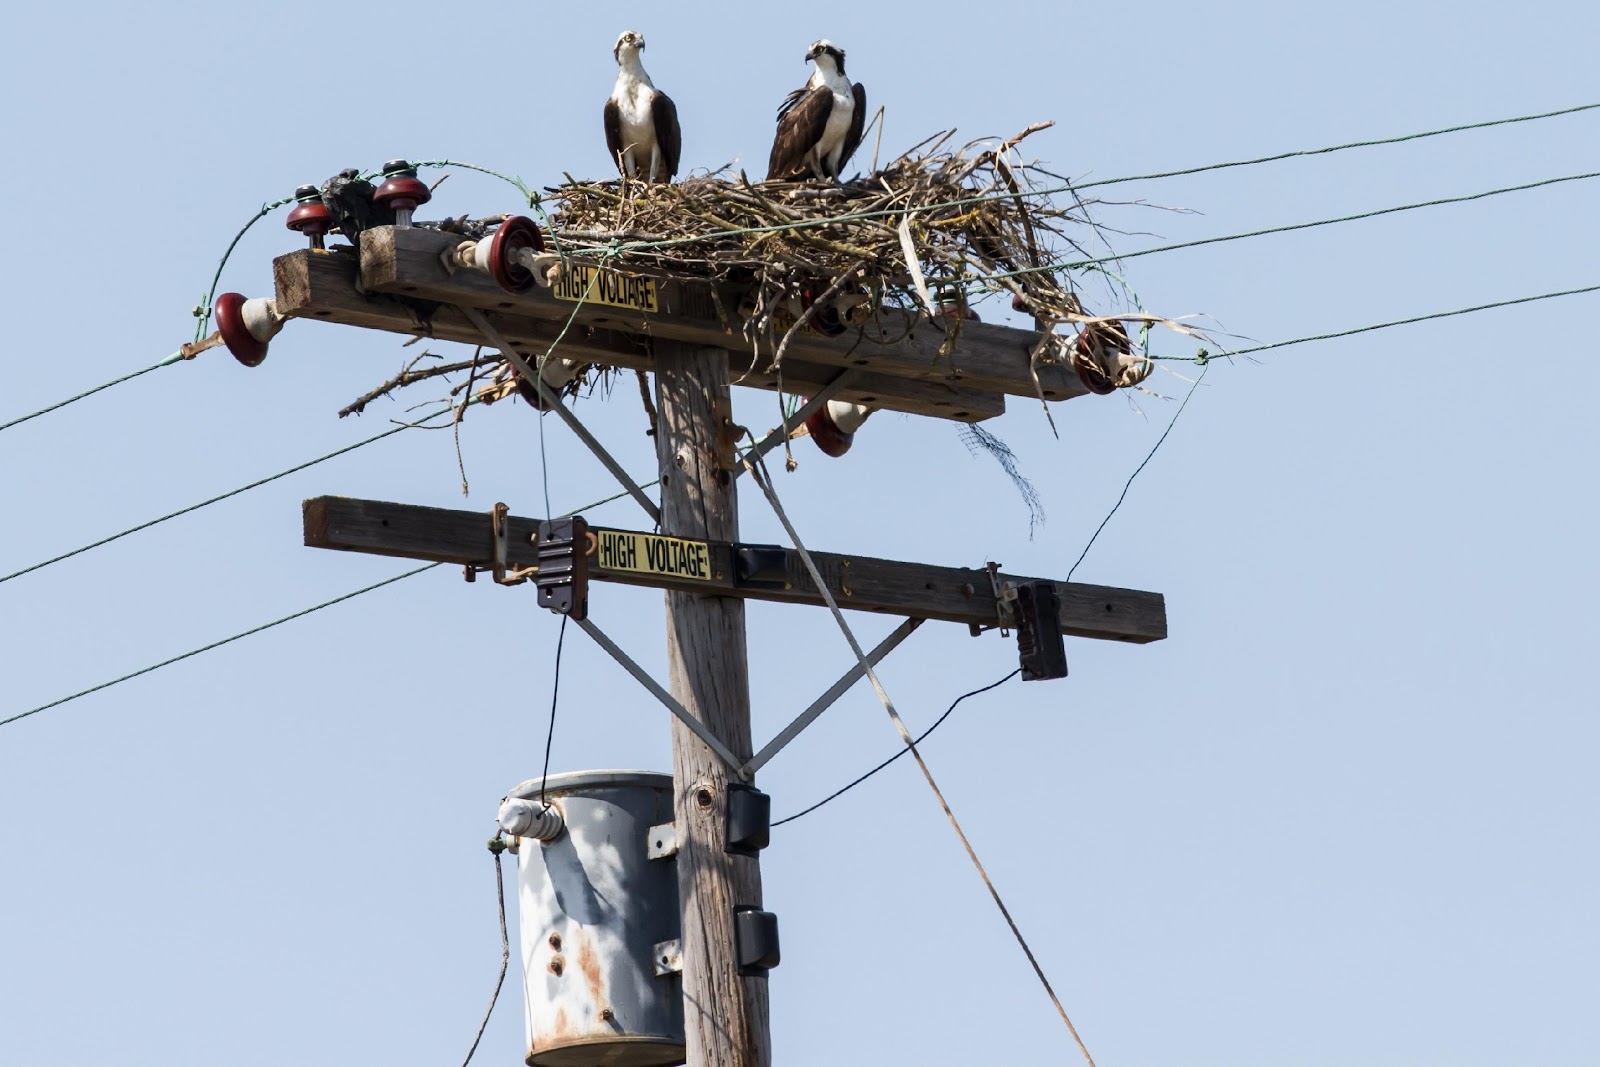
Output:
599,1008,615,1022
548,932,562,951
549,956,564,976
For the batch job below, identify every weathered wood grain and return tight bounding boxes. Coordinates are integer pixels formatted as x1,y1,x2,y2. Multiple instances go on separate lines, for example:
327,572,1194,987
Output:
302,496,1168,644
359,225,1089,402
273,247,1003,422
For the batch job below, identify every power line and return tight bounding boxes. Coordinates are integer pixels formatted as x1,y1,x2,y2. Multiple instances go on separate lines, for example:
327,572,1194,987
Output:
1067,364,1210,581
1156,283,1600,363
1,421,421,585
1,484,654,730
984,169,1600,283
1071,100,1600,192
0,352,183,434
0,563,441,729
773,668,1021,827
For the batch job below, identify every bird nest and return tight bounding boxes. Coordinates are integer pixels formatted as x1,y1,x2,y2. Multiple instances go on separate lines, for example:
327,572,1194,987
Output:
338,123,1201,455
543,122,1195,373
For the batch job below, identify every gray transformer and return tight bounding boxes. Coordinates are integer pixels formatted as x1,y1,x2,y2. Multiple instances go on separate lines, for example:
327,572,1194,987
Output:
498,769,684,1067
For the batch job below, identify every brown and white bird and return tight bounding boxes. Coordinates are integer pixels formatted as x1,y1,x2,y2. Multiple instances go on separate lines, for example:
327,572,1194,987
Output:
767,39,867,182
603,30,681,184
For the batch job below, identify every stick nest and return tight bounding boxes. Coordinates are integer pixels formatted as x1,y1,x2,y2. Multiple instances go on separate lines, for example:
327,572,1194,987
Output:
548,123,1099,328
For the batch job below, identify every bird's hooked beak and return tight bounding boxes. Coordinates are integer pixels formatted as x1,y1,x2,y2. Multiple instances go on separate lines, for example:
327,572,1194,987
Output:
805,45,820,62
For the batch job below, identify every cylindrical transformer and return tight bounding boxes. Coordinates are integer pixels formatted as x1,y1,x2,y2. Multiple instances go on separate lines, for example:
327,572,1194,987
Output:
498,769,683,1067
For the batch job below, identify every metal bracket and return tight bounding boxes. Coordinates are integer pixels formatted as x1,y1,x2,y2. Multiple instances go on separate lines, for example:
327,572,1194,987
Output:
492,502,537,585
652,939,683,976
646,822,678,860
731,369,857,481
535,517,590,620
967,562,1017,636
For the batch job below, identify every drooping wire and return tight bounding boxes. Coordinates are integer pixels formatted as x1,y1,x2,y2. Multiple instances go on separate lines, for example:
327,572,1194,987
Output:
539,616,568,807
0,352,185,434
460,839,511,1067
194,195,297,343
1067,363,1210,582
773,668,1021,827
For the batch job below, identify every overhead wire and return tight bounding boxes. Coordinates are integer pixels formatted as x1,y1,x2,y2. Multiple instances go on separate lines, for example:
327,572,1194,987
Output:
1154,283,1600,363
773,668,1022,827
0,352,185,434
0,484,653,730
9,101,1596,435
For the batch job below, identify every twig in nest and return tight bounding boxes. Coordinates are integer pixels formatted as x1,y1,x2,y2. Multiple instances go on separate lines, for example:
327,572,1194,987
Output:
339,356,480,418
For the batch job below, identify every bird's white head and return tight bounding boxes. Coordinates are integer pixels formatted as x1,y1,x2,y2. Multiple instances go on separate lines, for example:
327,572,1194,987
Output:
805,39,846,74
614,30,646,64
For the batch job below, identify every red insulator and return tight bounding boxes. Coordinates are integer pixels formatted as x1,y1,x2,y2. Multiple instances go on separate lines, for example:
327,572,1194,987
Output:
285,184,332,249
799,284,847,336
374,160,431,224
1011,292,1031,314
934,294,980,321
1073,319,1131,396
213,292,269,368
487,215,546,295
805,404,854,457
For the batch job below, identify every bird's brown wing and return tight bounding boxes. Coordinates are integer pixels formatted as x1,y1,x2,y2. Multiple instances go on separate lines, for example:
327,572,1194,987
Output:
837,82,869,176
651,91,682,180
767,84,833,180
603,98,624,174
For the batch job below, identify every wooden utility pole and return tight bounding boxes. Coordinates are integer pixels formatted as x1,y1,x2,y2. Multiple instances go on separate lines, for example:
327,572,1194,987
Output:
655,340,769,1066
277,219,1167,1067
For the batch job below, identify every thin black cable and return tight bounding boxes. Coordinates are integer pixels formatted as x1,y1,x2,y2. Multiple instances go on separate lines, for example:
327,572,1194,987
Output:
773,668,1021,827
1067,363,1209,582
0,563,442,729
1072,100,1600,192
460,845,511,1067
539,615,567,806
1155,283,1600,362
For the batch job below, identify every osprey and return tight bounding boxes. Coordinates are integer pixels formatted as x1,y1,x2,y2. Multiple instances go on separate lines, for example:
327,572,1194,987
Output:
767,39,867,182
603,31,682,184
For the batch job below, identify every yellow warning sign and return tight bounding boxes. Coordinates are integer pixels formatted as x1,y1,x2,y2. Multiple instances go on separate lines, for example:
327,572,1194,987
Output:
552,263,658,313
593,529,713,581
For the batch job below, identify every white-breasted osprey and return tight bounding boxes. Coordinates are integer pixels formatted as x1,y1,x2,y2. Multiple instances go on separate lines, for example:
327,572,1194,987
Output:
604,30,682,184
767,39,867,182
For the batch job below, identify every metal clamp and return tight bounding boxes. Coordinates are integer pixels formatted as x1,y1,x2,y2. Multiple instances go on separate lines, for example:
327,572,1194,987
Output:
466,502,538,585
967,561,1017,636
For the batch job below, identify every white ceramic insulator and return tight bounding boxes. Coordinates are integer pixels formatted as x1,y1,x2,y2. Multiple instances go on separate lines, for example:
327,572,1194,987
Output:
826,400,873,435
541,357,582,389
472,237,496,274
241,298,284,343
498,796,565,841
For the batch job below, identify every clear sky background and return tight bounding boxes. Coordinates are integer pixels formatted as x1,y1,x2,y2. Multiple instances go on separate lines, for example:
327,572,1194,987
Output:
3,2,1597,1064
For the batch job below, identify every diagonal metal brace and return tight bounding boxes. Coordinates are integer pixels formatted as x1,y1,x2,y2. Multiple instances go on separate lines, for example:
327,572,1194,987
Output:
462,306,662,525
741,617,924,777
732,369,858,481
574,616,748,778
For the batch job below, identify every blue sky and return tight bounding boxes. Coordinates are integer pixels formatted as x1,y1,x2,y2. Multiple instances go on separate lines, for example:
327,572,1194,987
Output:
2,2,1597,1064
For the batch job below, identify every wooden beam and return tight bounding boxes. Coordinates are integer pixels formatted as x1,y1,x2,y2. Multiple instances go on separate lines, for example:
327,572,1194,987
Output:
302,496,1168,644
359,225,1091,404
272,247,1003,423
